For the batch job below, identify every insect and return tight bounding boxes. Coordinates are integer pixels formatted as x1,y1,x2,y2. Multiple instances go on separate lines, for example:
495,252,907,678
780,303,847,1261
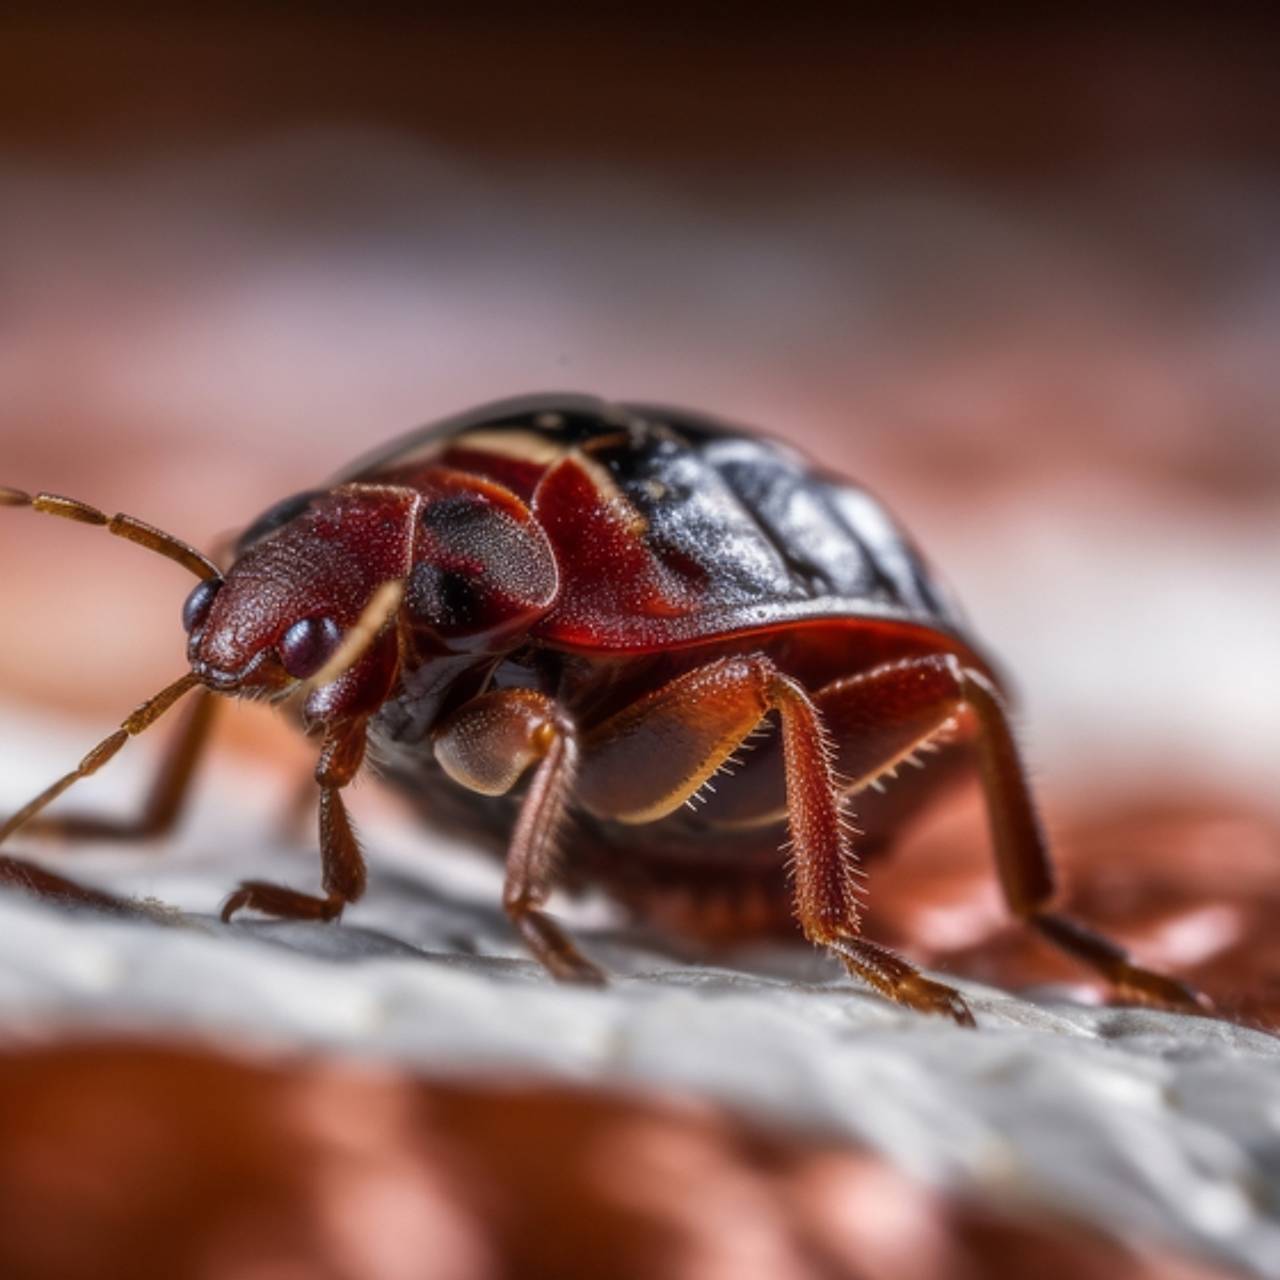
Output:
0,393,1204,1024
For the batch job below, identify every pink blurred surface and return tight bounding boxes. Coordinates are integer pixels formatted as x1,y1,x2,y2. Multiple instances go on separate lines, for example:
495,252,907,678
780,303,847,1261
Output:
2,133,1277,797
0,1040,1237,1280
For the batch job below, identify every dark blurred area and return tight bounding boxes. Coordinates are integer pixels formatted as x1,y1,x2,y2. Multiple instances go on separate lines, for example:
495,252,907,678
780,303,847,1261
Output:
0,13,1277,1278
1,12,1276,170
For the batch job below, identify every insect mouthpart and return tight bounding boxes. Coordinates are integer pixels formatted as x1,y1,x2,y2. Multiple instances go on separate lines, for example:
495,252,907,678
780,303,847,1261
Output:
188,650,276,694
186,645,289,696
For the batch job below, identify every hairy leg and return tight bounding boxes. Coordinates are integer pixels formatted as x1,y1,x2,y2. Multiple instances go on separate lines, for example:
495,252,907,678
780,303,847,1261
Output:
811,655,1205,1012
576,654,974,1023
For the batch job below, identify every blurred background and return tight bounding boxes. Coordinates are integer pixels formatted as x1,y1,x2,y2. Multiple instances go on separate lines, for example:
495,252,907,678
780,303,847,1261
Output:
1,12,1276,800
3,11,1277,976
0,12,1277,1276
2,7,1279,983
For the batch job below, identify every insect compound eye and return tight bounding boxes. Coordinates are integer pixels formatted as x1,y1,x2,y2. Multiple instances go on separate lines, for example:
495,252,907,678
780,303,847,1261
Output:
278,615,343,679
181,577,223,634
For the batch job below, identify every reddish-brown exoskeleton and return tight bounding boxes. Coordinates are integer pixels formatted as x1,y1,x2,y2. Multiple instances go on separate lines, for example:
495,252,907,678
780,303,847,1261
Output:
0,395,1205,1024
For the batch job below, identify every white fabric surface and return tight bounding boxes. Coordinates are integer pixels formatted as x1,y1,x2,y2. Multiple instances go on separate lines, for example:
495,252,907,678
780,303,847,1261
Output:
1,704,1278,1277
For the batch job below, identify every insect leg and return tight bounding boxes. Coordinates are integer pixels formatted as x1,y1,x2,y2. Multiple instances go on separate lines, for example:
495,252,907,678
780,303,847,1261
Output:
958,663,1208,1012
0,855,130,910
576,654,974,1025
221,721,369,924
811,654,1205,1013
434,690,603,983
12,692,218,845
0,673,201,847
0,674,205,911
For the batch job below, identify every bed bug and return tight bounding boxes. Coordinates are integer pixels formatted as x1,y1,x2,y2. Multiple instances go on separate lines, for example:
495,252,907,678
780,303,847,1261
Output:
0,394,1204,1024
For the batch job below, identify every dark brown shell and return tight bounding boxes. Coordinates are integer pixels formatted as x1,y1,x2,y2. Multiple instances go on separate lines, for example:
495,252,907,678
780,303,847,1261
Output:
342,393,989,665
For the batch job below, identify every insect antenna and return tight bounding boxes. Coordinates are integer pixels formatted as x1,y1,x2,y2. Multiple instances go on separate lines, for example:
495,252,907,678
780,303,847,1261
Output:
0,673,203,847
0,487,221,582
